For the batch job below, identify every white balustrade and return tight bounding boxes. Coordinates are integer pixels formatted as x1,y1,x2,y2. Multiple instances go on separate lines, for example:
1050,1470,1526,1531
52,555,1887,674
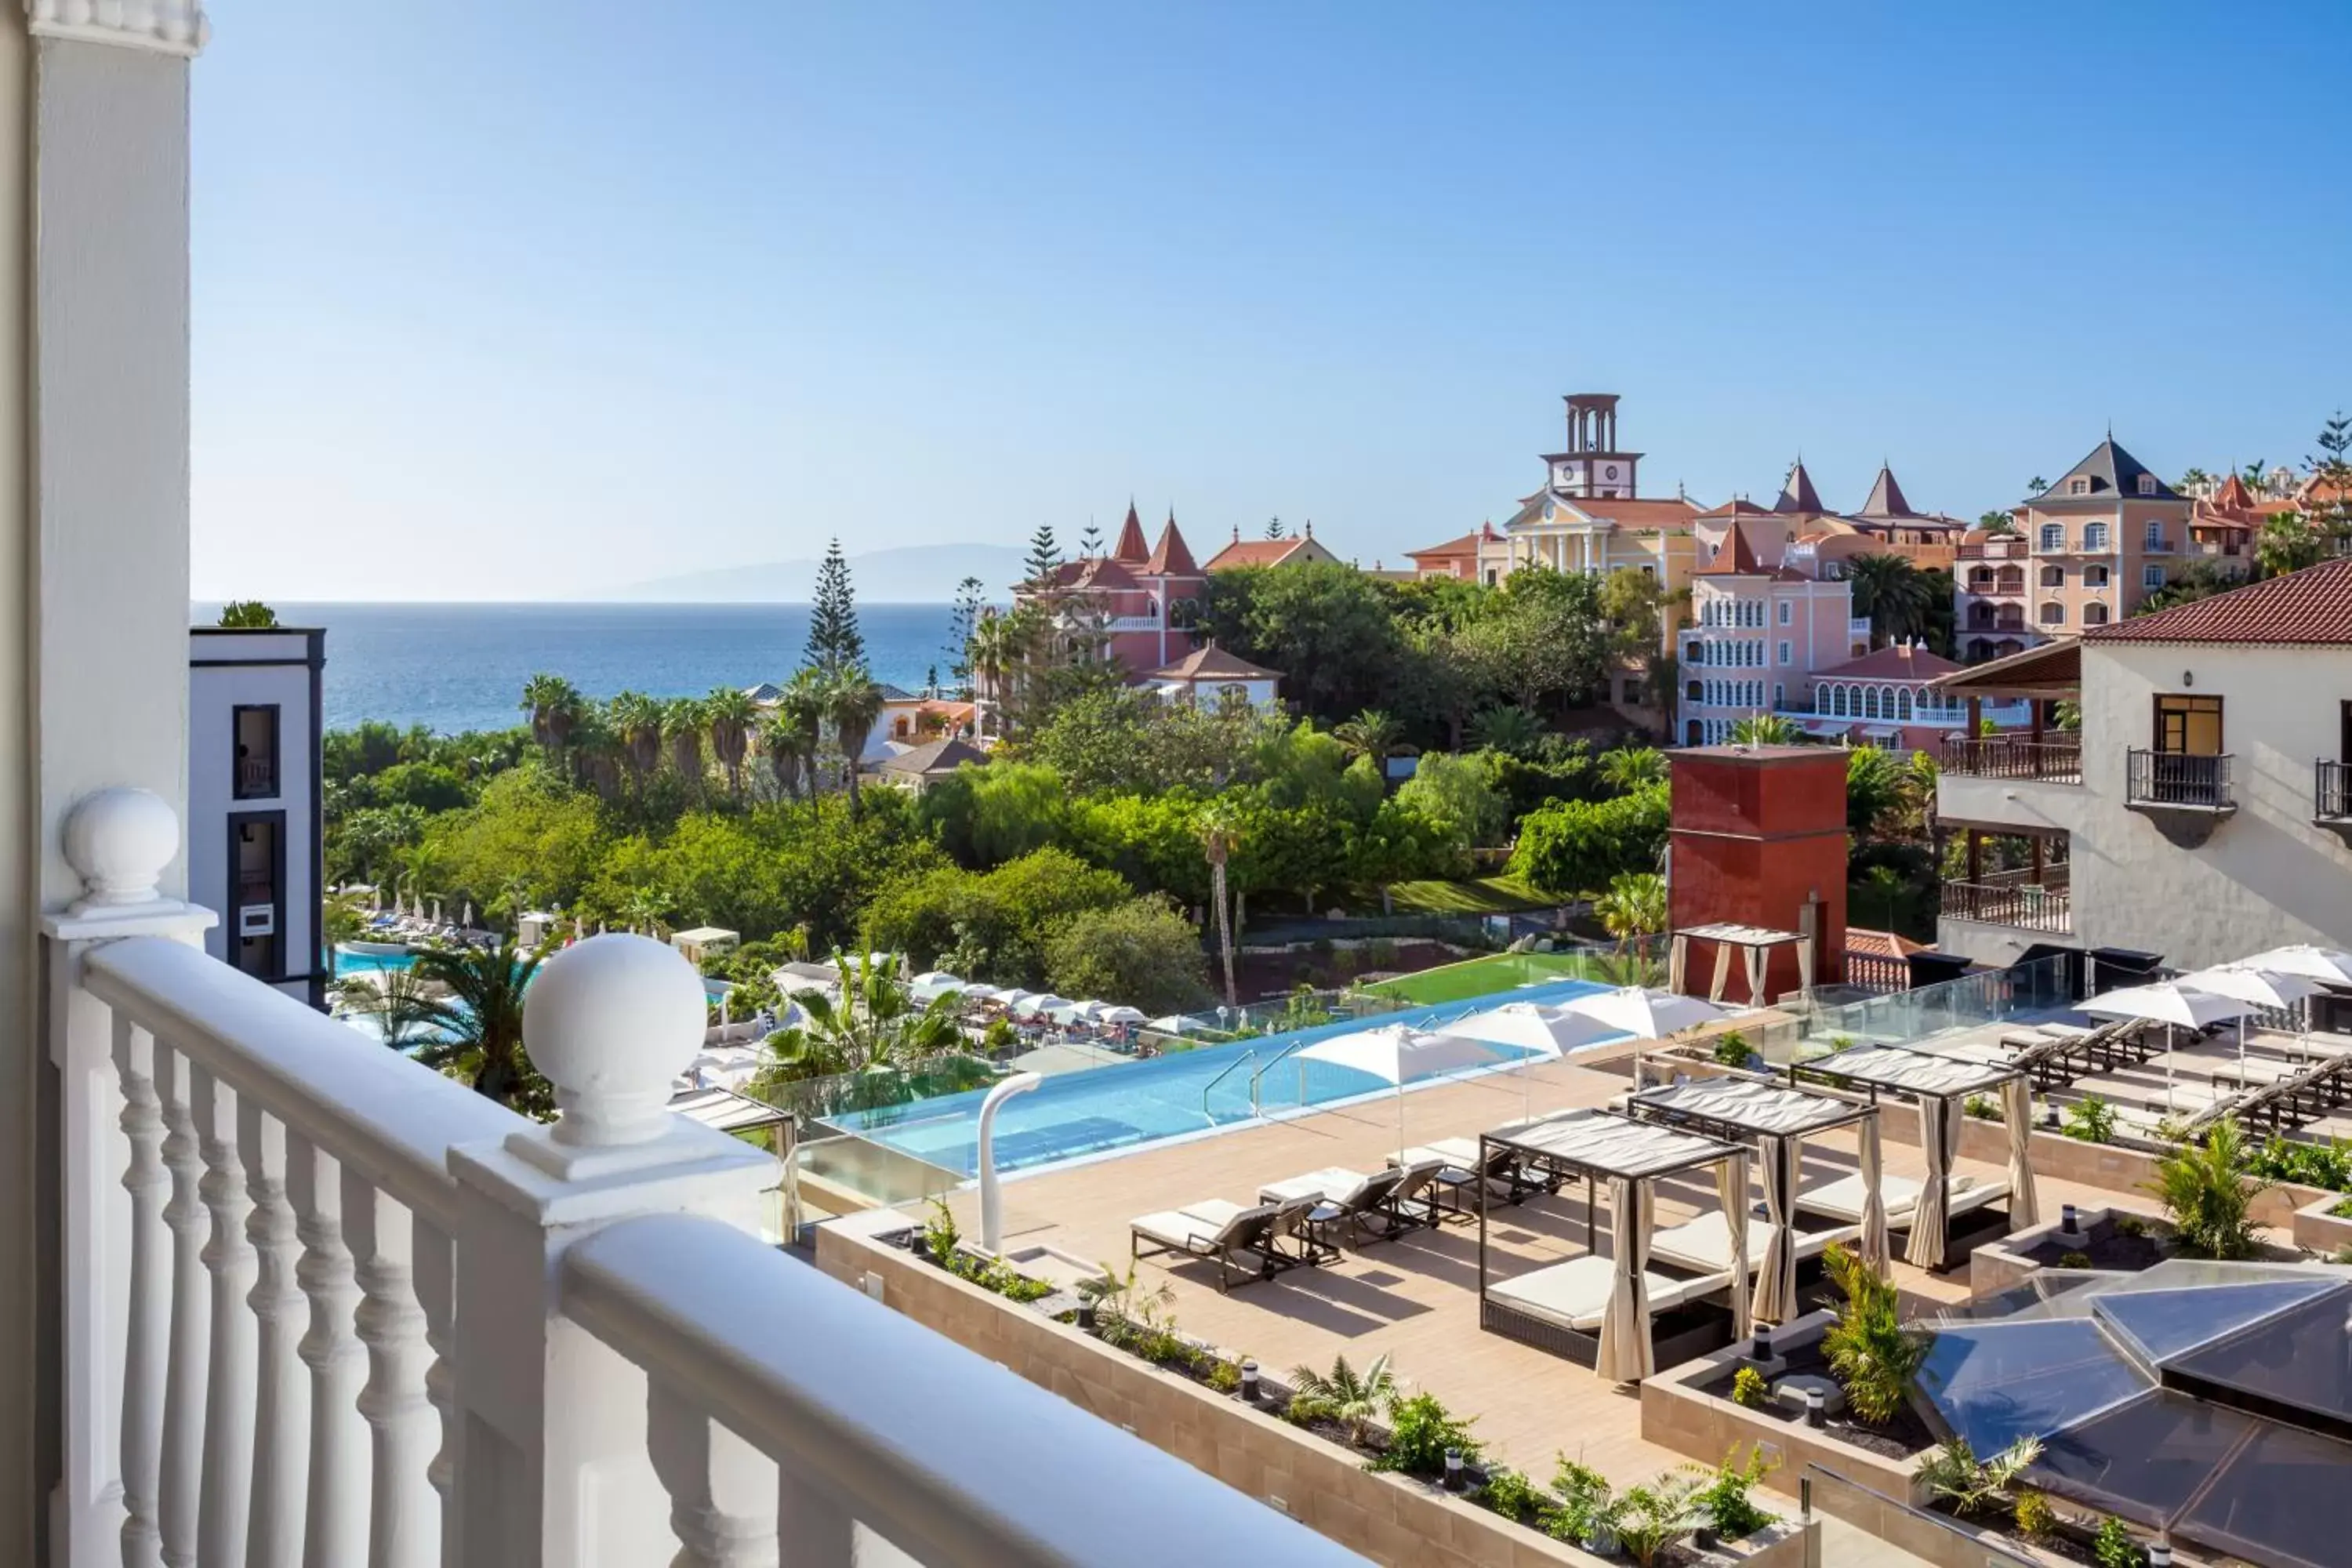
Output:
44,788,1369,1568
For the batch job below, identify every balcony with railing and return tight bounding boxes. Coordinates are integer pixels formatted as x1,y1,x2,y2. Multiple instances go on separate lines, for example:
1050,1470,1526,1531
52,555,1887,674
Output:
1940,862,2072,934
234,755,276,797
1955,537,2027,561
45,789,1358,1568
2318,760,2352,835
2125,750,2237,844
1940,733,2082,783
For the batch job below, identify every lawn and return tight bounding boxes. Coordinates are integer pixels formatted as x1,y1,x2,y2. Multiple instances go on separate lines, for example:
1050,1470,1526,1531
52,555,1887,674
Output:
1370,874,1552,916
1358,948,1643,1006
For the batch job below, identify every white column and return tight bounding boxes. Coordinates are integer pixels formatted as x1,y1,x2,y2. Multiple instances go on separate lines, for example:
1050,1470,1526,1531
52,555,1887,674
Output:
12,9,208,1561
446,935,777,1566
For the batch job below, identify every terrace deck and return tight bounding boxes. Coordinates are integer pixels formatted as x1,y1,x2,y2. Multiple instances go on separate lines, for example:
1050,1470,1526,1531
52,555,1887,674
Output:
948,1054,2168,1490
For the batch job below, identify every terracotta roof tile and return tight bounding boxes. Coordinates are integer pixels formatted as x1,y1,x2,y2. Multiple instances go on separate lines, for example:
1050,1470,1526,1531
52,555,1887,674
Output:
1813,644,1959,681
1111,503,1150,563
2085,556,2352,644
1204,539,1308,569
1151,641,1282,681
1775,461,1824,515
1846,927,1926,961
1407,530,1484,561
1857,466,1915,518
1145,514,1199,577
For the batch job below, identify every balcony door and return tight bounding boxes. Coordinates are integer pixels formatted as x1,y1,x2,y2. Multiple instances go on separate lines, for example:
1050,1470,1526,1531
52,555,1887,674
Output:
2153,694,2222,756
228,811,285,981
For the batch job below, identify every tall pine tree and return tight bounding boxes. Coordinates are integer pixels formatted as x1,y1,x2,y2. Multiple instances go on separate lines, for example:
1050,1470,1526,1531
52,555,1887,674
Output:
1022,524,1062,586
946,575,985,697
1079,518,1103,557
1264,515,1285,539
802,538,865,677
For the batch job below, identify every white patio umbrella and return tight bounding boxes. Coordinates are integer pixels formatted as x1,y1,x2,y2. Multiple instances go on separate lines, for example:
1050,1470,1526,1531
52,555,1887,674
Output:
956,983,1004,1004
1096,1004,1147,1025
908,971,966,1000
2084,981,2259,1112
2181,964,2327,1073
1142,1014,1191,1035
1434,1004,1615,1118
2238,945,2352,989
1044,999,1095,1025
1294,1024,1517,1157
1014,993,1071,1019
1557,986,1737,1090
994,989,1040,1013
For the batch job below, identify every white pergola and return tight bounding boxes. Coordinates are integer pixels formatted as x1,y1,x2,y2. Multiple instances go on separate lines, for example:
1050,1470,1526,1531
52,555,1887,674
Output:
1668,922,1813,1007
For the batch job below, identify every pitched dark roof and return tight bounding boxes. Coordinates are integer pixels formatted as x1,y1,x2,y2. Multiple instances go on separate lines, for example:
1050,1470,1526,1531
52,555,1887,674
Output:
1857,466,1915,518
2085,557,2352,645
1813,644,1960,681
1693,521,1766,576
1145,514,1199,577
1150,641,1282,681
2027,438,2180,506
878,736,990,775
1111,502,1150,563
1775,461,1824,515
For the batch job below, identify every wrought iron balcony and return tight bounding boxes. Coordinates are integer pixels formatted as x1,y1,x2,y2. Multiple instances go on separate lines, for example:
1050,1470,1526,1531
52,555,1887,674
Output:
1940,734,2082,784
2126,749,2234,811
1940,864,2072,933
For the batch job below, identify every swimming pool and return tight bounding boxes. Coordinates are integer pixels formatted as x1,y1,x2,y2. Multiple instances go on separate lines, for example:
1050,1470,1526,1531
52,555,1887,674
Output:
826,976,1621,1178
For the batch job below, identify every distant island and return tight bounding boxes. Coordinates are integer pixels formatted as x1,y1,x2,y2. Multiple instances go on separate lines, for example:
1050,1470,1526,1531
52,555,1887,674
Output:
595,542,1025,604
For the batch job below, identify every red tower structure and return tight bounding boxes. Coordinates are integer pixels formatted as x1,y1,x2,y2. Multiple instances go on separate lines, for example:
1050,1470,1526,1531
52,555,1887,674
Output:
1666,745,1849,1001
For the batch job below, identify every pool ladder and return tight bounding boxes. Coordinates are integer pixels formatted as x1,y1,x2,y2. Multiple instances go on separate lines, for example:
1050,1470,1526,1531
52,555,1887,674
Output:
1200,1050,1255,1124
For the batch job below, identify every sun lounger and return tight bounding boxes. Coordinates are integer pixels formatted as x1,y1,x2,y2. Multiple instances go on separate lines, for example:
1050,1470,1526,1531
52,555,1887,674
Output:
1264,1161,1441,1243
1130,1196,1316,1290
1794,1171,1929,1226
1646,1209,1861,1275
1486,1254,1730,1334
1391,1138,1550,1206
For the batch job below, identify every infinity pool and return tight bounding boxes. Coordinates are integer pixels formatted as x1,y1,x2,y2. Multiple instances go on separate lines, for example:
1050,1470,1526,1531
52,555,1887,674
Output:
827,976,1621,1178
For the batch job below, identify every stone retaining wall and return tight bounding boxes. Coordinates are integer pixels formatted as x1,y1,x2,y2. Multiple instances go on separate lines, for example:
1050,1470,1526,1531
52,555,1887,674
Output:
2294,1192,2352,1254
815,1223,1817,1568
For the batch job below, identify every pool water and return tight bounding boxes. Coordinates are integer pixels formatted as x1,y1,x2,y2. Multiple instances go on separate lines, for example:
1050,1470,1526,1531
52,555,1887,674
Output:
828,977,1620,1178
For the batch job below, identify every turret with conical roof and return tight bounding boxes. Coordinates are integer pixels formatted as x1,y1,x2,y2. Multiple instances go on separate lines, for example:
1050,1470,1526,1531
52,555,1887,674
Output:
1147,510,1199,577
1111,500,1149,562
1858,464,1915,518
1775,459,1824,515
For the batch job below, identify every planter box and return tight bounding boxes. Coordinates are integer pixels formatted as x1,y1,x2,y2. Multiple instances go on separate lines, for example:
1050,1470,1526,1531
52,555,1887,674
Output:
1969,1205,2160,1296
1640,1311,1929,1508
2292,1192,2352,1255
816,1221,1816,1568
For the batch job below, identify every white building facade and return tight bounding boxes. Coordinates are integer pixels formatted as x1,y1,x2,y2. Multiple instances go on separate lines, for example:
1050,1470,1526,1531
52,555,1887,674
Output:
1934,567,2352,971
187,626,325,1006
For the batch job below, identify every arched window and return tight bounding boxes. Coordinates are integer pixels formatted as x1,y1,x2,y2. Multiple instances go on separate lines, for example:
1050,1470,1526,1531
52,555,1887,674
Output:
1897,688,1914,720
1862,687,1878,719
2084,603,2110,626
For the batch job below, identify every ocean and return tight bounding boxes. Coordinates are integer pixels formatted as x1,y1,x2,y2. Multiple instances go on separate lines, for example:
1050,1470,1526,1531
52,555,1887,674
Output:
255,602,961,735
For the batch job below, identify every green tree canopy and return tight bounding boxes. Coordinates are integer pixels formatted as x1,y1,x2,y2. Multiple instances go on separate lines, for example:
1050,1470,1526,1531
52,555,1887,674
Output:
1041,895,1211,1015
216,600,278,628
1507,783,1668,898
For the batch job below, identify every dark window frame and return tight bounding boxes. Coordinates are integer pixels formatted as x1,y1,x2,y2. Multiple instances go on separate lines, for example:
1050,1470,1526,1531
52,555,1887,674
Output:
2153,693,2223,756
227,808,287,981
231,703,281,800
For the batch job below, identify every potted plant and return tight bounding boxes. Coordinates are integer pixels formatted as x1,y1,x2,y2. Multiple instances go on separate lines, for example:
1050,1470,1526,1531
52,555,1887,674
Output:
2148,1118,2267,1259
1820,1242,1929,1425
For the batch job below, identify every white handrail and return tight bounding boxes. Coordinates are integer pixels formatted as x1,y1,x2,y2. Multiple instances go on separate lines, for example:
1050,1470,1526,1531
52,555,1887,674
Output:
562,1214,1367,1568
82,936,522,1228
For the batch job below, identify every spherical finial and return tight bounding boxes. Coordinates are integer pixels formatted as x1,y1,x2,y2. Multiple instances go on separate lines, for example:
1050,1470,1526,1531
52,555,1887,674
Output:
64,787,180,912
523,933,706,1148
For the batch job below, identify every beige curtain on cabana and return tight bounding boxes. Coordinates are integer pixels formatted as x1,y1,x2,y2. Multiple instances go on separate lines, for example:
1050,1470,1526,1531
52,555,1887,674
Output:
1597,1175,1657,1383
1857,1112,1890,1276
1744,943,1769,1007
1715,1149,1753,1342
1709,942,1734,1003
1668,933,1690,993
1906,1096,1960,1269
1796,938,1815,997
1752,1137,1800,1324
2001,1075,2039,1229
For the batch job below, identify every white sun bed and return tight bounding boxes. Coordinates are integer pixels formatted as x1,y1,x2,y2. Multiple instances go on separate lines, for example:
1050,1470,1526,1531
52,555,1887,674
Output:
1646,1210,1861,1275
1796,1171,2009,1229
1484,1254,1730,1334
1258,1167,1367,1205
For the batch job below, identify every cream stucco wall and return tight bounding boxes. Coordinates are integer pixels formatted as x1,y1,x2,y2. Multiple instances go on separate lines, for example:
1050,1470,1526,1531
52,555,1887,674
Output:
2068,642,2352,967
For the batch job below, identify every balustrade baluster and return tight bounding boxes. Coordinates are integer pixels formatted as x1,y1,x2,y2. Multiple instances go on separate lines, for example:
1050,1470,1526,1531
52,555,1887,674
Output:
115,1019,169,1568
155,1041,208,1568
345,1178,436,1568
411,1217,459,1565
287,1134,365,1568
240,1100,308,1568
648,1380,782,1567
193,1063,258,1567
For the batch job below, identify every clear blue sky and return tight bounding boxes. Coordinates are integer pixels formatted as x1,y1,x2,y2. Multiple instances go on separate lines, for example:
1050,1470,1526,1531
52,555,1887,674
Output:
191,1,2352,601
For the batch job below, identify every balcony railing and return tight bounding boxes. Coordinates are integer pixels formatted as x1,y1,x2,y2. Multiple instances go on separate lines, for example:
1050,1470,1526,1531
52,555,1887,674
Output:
1940,866,2073,932
234,757,276,797
1955,539,2027,561
2126,749,2234,810
2318,760,2352,821
1940,734,2082,783
48,788,1359,1568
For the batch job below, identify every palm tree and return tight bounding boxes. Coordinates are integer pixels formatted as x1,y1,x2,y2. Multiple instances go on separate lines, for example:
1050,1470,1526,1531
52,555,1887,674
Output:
967,612,1020,739
1331,709,1402,775
1196,800,1242,1008
759,714,801,801
608,691,665,793
1284,1354,1398,1446
1728,713,1799,746
2147,1119,2265,1259
663,696,706,795
519,673,583,764
622,885,672,937
567,707,626,802
705,685,757,800
823,666,886,818
334,966,437,1049
1843,554,1936,647
750,950,965,1088
410,938,550,1116
1598,746,1666,793
1468,704,1544,756
778,669,829,799
1594,872,1667,953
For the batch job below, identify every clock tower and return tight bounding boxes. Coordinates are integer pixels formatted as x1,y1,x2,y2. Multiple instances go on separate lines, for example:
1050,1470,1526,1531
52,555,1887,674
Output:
1541,392,1642,499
